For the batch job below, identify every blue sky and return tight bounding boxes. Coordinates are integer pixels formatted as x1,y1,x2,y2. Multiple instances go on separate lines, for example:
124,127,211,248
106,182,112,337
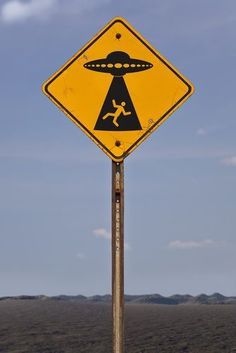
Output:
0,0,236,297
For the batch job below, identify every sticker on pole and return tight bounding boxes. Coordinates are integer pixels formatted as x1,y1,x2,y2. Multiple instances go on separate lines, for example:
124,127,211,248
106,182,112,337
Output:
42,17,194,161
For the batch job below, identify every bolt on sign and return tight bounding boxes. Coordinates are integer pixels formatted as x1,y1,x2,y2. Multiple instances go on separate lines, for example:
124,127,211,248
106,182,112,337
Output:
42,17,194,161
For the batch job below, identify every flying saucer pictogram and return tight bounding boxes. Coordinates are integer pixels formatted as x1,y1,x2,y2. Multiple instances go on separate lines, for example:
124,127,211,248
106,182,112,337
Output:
84,51,153,131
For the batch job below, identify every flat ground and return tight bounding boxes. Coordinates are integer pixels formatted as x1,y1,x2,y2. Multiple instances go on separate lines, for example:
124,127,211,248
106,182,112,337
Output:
0,300,236,353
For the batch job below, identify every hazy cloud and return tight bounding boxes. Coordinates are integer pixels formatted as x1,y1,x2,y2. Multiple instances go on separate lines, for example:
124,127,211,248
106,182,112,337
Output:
0,0,111,24
1,0,56,23
168,239,223,249
93,228,110,240
221,156,236,166
196,128,207,136
93,228,130,250
76,252,85,260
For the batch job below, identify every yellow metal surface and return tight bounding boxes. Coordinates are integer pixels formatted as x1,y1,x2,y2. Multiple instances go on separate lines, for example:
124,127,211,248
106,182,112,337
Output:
42,17,194,161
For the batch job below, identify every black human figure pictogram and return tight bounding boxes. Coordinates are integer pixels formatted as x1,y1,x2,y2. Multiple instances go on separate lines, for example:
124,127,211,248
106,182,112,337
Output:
84,51,153,131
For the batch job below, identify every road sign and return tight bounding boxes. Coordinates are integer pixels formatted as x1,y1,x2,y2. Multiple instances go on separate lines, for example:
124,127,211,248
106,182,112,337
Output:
42,17,194,161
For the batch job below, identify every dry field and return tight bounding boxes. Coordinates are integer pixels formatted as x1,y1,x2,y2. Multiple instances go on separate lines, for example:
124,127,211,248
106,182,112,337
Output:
0,300,236,353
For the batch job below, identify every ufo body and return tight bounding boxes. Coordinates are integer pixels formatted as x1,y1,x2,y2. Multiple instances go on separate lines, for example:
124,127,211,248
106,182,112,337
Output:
84,51,153,76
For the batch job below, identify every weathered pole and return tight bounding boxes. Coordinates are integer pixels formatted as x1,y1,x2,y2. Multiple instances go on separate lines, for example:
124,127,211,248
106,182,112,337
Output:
112,161,124,353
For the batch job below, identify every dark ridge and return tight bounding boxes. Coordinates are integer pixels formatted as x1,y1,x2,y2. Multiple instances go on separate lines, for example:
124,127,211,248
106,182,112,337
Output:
170,294,194,304
51,295,87,301
0,295,48,301
1,293,236,304
87,295,112,302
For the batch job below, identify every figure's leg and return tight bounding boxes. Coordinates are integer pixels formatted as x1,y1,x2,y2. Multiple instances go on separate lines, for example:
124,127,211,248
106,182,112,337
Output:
102,113,115,120
113,115,119,127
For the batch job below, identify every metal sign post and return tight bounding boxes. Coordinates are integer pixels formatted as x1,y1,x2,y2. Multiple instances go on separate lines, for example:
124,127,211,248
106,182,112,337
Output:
112,161,124,353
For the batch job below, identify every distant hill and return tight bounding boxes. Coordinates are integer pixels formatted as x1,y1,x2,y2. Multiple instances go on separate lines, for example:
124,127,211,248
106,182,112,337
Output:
1,293,236,304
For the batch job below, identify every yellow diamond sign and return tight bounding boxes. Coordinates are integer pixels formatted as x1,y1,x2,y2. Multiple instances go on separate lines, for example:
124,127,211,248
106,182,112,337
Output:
42,17,194,161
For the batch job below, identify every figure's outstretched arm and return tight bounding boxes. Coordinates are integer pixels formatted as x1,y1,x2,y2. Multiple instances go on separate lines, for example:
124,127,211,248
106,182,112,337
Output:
123,111,131,116
112,99,119,108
